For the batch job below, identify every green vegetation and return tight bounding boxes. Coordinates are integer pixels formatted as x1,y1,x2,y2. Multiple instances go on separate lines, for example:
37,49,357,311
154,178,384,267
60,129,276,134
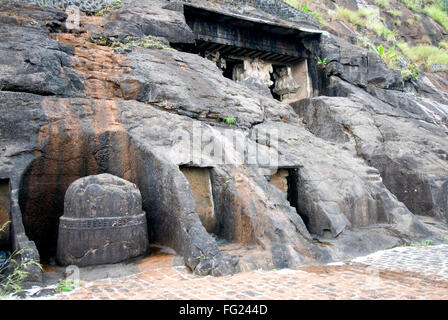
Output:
94,0,122,17
317,57,328,67
334,7,367,27
399,0,422,11
333,8,397,41
408,239,433,247
372,44,399,67
375,0,390,9
370,22,397,41
401,63,420,81
0,222,42,297
90,35,110,46
284,1,326,26
90,35,174,52
223,117,237,125
307,9,325,25
358,8,378,19
295,0,448,77
388,9,403,18
115,36,173,53
423,4,448,31
398,42,448,71
284,0,301,7
55,279,78,293
398,0,448,26
444,237,448,242
373,44,398,59
370,44,420,80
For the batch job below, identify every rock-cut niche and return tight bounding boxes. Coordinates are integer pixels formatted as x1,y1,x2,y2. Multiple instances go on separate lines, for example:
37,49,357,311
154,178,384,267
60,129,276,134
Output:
269,168,310,230
18,130,149,263
180,167,217,234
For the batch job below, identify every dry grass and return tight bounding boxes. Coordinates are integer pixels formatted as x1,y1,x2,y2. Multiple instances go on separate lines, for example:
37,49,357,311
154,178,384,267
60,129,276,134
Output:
398,42,448,71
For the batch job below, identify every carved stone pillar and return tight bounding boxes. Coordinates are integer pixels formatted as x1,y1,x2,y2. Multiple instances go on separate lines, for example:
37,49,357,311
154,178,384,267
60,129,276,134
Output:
273,66,300,101
232,58,273,86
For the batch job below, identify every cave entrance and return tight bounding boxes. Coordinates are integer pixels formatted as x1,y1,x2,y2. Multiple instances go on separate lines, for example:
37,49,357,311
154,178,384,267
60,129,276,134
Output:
0,179,11,250
180,167,217,234
270,168,309,229
172,4,321,103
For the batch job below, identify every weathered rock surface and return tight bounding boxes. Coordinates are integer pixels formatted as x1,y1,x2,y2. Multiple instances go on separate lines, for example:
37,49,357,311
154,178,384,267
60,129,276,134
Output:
0,3,83,96
104,0,195,44
320,34,403,90
180,0,321,30
295,76,448,223
22,0,115,13
57,174,149,266
125,47,277,127
0,0,448,283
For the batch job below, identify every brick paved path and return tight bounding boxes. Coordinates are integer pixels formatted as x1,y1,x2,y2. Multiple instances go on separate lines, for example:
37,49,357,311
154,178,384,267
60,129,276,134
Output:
353,244,448,282
51,245,448,300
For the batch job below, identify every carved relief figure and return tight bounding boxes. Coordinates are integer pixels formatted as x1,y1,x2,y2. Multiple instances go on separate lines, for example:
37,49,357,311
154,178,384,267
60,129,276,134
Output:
205,51,226,70
272,66,300,101
232,58,273,87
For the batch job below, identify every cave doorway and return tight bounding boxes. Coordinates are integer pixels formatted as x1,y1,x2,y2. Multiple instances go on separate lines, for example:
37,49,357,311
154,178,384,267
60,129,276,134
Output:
180,167,217,234
222,58,240,81
270,168,310,229
0,179,11,250
174,4,321,102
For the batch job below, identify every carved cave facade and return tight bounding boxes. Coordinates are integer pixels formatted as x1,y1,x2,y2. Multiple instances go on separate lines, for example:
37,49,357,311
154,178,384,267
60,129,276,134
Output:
173,4,321,103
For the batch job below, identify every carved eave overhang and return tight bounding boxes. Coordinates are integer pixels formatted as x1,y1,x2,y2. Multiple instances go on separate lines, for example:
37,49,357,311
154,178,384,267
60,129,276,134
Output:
181,1,322,35
177,2,322,64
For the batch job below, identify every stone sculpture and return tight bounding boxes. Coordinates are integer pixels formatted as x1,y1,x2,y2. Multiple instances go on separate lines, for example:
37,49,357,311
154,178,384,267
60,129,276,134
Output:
57,174,149,266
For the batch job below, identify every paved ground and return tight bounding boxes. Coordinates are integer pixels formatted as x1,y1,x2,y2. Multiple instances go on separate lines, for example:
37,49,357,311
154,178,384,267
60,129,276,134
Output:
47,244,448,300
353,244,448,282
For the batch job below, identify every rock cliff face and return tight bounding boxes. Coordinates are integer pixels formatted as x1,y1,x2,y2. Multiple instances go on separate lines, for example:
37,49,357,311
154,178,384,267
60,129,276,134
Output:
0,0,447,281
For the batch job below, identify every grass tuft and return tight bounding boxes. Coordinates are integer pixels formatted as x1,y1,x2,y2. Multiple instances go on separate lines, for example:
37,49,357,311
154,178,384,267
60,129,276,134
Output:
423,5,448,31
398,42,448,71
334,7,366,27
375,0,390,9
388,9,403,18
400,0,422,11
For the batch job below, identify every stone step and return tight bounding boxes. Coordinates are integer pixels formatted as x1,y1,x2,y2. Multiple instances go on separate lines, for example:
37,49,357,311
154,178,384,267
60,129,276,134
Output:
365,168,380,175
365,175,382,184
